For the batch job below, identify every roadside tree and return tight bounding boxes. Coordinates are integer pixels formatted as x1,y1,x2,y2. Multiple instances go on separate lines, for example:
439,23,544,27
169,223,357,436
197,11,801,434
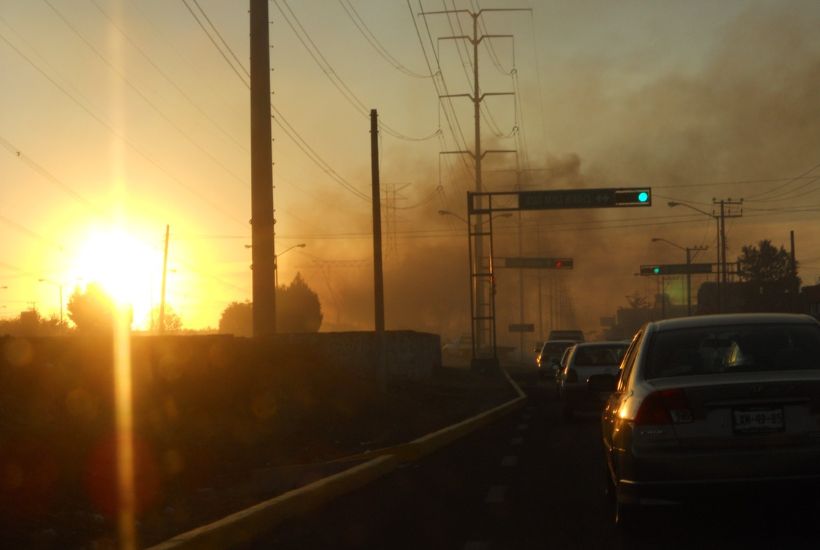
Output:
67,283,119,333
217,273,323,335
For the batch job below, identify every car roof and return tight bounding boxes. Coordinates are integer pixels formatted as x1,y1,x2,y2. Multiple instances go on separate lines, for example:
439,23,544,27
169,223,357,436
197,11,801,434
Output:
649,313,819,333
573,340,629,348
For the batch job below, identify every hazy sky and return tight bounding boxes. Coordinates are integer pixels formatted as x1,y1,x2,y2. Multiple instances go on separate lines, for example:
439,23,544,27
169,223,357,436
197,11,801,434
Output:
1,0,820,336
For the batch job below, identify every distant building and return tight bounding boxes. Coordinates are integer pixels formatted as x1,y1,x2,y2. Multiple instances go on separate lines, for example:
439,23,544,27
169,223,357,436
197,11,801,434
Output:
801,284,820,320
697,281,803,315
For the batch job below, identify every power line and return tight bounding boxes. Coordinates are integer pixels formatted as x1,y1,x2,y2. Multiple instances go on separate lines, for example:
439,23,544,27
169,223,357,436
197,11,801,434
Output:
652,175,820,189
273,0,439,142
440,0,511,139
474,0,512,75
271,105,371,201
0,23,246,226
407,0,472,181
0,212,64,252
184,0,371,202
337,0,432,79
90,0,249,154
191,0,248,76
0,135,102,212
745,175,820,203
42,0,249,187
745,160,820,201
181,0,250,85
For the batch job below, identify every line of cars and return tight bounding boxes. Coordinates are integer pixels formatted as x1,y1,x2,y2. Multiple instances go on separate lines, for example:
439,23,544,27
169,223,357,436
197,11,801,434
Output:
541,313,820,528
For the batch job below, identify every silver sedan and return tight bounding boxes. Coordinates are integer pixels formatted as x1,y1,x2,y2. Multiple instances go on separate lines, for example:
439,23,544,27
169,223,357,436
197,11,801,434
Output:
600,313,820,526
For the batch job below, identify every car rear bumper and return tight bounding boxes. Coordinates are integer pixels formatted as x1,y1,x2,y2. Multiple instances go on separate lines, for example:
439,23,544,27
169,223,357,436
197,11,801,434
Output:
618,474,820,505
615,445,820,503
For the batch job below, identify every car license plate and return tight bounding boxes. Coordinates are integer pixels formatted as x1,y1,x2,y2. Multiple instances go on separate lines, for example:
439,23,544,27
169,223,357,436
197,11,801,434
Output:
732,406,784,434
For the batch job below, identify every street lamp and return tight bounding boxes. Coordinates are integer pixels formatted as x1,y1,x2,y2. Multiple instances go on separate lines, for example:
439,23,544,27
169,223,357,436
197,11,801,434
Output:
275,243,306,288
667,201,722,313
38,278,64,330
651,238,708,316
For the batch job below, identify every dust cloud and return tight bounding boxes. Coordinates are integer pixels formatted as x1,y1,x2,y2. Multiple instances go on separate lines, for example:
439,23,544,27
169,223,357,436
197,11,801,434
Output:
294,5,820,346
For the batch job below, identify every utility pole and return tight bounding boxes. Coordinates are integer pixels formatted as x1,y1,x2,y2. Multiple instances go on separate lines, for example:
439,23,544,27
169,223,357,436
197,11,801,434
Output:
791,229,798,312
371,110,385,334
159,224,169,334
250,0,276,336
423,7,526,362
371,110,386,386
713,198,743,289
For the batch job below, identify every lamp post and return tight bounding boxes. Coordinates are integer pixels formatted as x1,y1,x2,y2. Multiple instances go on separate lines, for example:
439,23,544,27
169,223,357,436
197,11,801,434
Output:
651,238,709,316
667,201,722,312
274,243,306,288
38,278,63,330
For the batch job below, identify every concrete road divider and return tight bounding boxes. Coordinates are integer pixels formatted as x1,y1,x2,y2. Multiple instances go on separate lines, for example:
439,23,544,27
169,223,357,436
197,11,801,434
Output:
149,370,527,550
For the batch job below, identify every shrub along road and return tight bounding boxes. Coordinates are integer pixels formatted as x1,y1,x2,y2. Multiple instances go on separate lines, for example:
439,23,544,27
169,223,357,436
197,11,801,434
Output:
249,370,820,549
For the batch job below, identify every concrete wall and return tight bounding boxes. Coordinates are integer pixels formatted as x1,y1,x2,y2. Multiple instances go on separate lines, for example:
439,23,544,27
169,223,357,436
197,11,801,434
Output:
270,331,441,380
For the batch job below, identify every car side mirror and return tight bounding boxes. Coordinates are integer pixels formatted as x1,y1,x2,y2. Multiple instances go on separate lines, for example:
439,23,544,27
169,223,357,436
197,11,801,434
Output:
587,374,617,393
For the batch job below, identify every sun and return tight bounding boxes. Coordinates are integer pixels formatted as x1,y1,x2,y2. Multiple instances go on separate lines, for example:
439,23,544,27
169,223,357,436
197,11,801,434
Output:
68,227,162,329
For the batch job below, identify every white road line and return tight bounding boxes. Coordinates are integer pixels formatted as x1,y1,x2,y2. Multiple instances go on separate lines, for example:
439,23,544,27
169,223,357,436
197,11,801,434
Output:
516,423,528,431
501,455,518,467
522,413,531,420
510,436,523,446
463,541,492,550
485,485,508,504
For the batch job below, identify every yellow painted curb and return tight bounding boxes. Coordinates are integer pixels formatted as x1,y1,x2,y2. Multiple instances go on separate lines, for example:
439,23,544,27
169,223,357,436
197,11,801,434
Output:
149,369,527,549
149,455,398,550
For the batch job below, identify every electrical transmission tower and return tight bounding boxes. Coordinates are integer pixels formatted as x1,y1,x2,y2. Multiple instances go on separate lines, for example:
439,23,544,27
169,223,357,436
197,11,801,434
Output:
421,6,528,365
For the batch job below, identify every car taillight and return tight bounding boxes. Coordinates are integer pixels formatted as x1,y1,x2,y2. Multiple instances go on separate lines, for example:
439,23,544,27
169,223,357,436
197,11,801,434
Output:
634,388,693,425
566,369,578,383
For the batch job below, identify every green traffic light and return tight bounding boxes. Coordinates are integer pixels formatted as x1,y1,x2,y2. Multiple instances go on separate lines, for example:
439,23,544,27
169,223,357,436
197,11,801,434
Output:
653,266,661,274
638,191,649,203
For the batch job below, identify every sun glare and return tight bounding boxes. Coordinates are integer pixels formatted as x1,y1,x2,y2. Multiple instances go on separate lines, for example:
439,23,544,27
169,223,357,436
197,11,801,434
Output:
68,227,162,329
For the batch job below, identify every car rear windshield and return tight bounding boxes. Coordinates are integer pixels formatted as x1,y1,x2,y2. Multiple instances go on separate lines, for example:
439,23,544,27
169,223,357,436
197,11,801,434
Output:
573,345,627,367
542,342,572,356
645,323,820,379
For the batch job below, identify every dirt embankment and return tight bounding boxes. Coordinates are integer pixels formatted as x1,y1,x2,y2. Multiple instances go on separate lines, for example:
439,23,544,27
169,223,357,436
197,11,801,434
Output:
0,335,515,548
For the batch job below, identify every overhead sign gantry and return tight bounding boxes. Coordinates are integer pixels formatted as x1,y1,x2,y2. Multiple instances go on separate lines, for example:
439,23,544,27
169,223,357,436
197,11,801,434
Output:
466,187,652,370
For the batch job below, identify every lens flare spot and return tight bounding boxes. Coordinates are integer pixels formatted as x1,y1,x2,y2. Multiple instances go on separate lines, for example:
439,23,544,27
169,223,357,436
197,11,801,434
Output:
4,338,33,367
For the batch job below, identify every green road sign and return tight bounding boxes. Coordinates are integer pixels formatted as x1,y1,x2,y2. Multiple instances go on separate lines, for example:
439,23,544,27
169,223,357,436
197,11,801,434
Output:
518,187,651,210
640,263,713,276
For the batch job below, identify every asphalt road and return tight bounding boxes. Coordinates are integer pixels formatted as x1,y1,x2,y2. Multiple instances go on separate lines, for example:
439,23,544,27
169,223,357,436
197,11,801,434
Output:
246,370,820,549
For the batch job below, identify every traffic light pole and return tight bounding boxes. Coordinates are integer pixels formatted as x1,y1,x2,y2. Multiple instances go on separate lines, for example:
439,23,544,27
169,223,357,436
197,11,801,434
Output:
467,187,651,365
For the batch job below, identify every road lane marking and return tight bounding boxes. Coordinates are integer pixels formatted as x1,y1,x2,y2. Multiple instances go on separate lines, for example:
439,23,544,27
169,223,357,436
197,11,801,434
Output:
516,423,528,431
510,437,523,446
501,455,518,467
522,412,531,420
485,485,507,504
